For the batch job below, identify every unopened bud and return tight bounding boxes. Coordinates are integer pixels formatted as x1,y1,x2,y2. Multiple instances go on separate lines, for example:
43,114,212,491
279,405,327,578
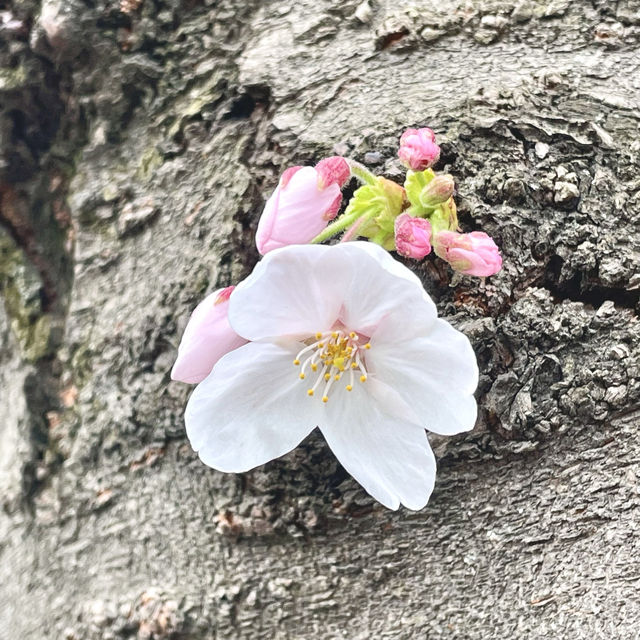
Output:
420,174,455,208
433,230,502,277
394,213,432,260
398,127,440,171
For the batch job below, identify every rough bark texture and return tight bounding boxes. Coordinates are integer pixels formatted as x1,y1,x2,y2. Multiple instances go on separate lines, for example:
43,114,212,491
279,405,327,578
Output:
1,0,640,637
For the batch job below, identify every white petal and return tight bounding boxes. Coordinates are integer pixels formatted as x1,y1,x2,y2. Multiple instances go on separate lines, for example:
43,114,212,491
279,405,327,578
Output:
229,244,350,341
185,342,322,472
336,242,437,336
340,241,424,288
367,316,478,435
318,383,436,510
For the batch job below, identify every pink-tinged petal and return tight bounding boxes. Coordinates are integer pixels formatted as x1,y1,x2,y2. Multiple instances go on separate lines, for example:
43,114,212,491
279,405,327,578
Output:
315,156,350,189
186,342,322,472
318,381,436,510
171,287,248,384
324,192,343,221
398,127,441,171
394,213,432,260
255,166,342,255
280,165,303,188
229,244,351,341
367,314,478,435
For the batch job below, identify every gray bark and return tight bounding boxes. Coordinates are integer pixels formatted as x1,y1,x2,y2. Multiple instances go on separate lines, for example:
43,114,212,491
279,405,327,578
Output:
1,0,640,637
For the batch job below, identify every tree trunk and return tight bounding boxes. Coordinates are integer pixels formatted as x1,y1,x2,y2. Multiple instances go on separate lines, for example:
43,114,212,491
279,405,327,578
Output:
2,0,639,637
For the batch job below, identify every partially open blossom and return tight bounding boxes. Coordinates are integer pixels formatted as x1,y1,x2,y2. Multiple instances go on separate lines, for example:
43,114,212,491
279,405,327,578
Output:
185,242,478,510
394,213,432,260
398,127,440,171
171,287,248,384
434,231,502,277
256,157,350,255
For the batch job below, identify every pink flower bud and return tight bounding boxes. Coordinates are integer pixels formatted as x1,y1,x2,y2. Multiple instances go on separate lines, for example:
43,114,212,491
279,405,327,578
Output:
398,128,441,171
256,165,344,255
420,174,455,207
394,213,432,260
434,231,502,277
315,156,351,189
171,287,248,384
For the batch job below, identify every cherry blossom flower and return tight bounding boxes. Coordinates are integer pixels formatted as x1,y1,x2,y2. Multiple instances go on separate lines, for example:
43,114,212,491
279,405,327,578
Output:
398,127,441,171
434,230,502,277
171,287,248,384
256,157,350,255
185,242,478,510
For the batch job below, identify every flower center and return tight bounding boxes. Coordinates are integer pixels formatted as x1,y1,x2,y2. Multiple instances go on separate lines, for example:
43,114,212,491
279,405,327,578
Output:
293,330,370,403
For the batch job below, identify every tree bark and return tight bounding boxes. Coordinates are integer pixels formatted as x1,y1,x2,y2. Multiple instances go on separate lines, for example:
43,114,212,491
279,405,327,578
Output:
2,0,640,637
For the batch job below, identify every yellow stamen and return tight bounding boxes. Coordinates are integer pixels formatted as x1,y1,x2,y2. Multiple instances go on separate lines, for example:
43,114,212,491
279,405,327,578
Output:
294,329,372,403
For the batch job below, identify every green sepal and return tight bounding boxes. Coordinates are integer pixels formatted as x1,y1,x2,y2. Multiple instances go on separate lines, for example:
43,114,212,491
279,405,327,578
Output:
404,169,436,212
429,197,459,235
342,177,404,239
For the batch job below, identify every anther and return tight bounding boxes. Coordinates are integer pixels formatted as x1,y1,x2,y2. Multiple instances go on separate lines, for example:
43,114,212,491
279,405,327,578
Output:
297,328,370,402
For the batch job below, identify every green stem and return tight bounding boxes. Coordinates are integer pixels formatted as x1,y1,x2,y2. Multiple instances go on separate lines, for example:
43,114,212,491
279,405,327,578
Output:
310,211,360,244
348,160,377,186
340,215,367,242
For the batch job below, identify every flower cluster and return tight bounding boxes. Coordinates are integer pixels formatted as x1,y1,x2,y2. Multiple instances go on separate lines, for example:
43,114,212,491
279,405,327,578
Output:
254,127,502,277
172,127,502,511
